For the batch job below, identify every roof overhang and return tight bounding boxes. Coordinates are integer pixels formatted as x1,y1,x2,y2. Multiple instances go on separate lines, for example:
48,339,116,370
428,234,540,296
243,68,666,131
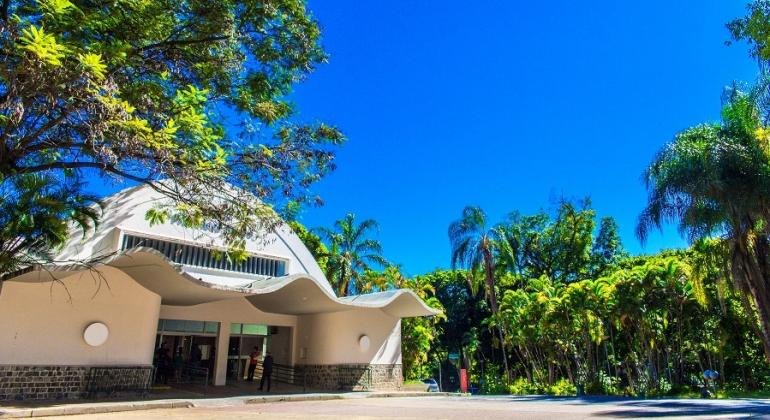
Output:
5,248,440,318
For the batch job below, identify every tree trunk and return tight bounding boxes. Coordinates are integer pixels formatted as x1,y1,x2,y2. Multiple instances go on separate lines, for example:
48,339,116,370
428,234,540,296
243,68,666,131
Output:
482,246,510,382
338,264,348,297
746,275,770,362
733,239,770,362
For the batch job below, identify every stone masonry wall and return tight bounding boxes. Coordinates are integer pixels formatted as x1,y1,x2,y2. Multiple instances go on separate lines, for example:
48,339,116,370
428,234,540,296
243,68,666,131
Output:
295,364,402,391
0,365,152,401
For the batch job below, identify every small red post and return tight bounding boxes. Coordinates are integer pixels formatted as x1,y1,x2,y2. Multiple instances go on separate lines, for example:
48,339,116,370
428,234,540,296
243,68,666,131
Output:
460,368,468,393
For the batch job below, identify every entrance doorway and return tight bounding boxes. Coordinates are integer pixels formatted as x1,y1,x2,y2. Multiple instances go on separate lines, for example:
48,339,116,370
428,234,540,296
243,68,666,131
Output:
154,319,220,383
227,323,269,381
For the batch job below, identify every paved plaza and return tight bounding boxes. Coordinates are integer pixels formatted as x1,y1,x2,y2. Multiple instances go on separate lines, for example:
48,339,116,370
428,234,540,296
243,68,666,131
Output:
38,395,770,420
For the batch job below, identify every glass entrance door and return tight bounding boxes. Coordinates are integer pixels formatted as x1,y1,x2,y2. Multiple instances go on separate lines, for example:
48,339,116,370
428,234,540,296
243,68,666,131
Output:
227,323,270,381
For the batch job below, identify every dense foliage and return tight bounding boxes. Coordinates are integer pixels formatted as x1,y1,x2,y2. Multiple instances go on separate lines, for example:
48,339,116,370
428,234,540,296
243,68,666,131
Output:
303,193,770,395
638,91,770,362
0,0,342,273
416,203,770,395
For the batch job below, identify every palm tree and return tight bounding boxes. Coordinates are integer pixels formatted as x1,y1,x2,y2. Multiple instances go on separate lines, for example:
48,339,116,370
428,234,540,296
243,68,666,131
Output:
318,213,388,297
448,206,510,379
0,174,100,276
637,91,770,360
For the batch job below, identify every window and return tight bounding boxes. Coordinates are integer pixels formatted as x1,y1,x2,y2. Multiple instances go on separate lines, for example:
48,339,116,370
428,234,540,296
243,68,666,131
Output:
157,319,219,335
230,323,268,336
121,234,287,277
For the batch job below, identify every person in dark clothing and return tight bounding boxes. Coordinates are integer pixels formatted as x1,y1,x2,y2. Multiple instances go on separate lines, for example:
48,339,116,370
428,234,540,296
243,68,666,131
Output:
190,345,202,367
208,347,216,373
247,347,260,382
156,346,171,384
259,352,274,392
173,347,184,382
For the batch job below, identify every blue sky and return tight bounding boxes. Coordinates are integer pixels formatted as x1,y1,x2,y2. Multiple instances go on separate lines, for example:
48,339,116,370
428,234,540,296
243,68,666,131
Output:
88,1,760,275
286,1,759,275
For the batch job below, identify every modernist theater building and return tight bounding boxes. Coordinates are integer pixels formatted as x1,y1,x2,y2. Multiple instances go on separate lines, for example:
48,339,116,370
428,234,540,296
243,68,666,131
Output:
0,185,438,400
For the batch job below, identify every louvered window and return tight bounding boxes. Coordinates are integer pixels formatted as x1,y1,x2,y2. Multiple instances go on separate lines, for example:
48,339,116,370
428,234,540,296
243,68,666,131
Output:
121,234,286,276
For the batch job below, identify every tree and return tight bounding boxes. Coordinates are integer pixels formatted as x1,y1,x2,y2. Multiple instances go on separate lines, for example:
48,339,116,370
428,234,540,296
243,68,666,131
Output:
495,200,601,284
0,0,343,273
591,217,625,277
637,92,770,361
0,173,98,276
317,213,387,296
448,206,510,379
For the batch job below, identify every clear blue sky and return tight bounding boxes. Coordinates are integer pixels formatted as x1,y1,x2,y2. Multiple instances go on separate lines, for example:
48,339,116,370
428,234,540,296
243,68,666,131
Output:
280,0,760,275
88,1,760,276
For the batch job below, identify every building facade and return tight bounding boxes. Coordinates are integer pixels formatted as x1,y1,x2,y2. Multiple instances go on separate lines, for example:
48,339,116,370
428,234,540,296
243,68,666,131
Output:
0,185,437,400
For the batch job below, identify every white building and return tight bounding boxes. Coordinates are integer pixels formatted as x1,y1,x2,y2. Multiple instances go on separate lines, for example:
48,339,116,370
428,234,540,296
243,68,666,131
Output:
0,185,437,400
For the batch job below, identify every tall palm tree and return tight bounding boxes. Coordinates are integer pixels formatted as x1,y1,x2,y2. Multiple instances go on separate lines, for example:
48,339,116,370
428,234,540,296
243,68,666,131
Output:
318,213,388,297
449,206,510,379
638,91,770,360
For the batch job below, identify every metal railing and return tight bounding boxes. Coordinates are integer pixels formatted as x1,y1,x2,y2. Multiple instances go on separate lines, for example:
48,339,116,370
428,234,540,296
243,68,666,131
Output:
176,364,209,387
251,362,296,384
85,366,155,399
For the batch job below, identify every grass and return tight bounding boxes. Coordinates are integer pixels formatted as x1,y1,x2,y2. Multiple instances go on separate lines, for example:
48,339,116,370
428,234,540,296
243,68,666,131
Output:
660,388,770,400
719,389,770,399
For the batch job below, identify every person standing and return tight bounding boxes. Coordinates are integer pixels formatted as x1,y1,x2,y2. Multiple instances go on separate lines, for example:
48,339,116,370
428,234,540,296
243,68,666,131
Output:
157,346,171,384
190,345,202,367
259,352,273,392
173,347,184,382
247,347,260,382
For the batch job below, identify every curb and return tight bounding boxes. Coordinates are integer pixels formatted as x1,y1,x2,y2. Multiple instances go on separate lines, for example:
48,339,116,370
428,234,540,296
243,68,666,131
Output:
241,391,455,405
0,400,192,418
0,392,454,418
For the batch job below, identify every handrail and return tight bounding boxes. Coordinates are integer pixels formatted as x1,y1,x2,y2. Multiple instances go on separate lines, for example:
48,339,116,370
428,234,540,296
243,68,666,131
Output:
250,362,296,385
180,364,209,387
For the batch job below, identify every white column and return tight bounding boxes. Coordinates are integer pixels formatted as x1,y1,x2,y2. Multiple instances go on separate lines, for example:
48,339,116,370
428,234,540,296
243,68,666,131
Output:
214,321,230,386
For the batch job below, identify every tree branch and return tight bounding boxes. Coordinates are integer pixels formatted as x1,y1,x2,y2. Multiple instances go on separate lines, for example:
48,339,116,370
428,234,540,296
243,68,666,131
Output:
15,161,153,185
16,109,75,150
1,0,9,22
138,35,231,52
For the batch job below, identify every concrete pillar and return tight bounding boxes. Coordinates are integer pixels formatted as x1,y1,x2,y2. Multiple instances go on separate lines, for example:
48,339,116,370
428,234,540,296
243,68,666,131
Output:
214,321,230,386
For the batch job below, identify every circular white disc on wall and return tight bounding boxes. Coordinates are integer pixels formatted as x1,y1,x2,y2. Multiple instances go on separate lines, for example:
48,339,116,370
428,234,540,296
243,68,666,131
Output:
358,335,370,351
83,322,109,347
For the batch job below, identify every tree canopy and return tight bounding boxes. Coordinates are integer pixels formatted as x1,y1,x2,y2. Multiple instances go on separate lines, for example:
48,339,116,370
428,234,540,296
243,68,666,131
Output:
0,0,343,270
316,213,388,296
638,91,770,361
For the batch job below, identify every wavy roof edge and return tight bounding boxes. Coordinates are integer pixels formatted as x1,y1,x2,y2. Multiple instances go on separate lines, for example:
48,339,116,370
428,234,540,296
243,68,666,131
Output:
5,247,440,318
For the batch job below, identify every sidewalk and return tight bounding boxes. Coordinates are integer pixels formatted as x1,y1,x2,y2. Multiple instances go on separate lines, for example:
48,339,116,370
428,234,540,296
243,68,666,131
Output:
0,391,452,418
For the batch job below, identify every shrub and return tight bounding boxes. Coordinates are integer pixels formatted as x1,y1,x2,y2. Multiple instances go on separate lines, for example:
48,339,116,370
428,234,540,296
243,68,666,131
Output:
509,377,541,395
545,378,577,396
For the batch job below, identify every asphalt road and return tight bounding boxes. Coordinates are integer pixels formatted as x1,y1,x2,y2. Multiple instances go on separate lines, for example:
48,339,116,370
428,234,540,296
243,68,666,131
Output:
47,395,770,419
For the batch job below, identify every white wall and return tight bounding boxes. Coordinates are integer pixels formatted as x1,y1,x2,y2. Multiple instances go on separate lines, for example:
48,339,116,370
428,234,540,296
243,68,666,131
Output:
294,309,402,365
0,268,160,366
267,327,292,365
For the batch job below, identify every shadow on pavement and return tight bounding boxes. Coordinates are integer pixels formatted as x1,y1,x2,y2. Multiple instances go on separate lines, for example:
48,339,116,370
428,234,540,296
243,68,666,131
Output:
474,395,770,417
588,398,770,417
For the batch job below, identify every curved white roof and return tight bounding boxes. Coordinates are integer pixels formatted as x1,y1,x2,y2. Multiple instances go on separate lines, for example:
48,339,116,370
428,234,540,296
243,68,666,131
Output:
9,184,439,317
7,248,439,317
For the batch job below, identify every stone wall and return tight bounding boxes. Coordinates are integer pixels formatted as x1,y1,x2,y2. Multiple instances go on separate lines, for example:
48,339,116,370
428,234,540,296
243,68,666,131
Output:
0,365,153,401
295,364,402,391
